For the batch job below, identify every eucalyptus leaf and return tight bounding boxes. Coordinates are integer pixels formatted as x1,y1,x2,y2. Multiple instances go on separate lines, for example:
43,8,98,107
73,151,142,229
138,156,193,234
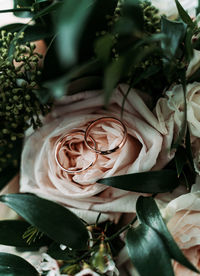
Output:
99,170,179,193
126,224,174,276
136,196,199,274
175,0,196,28
0,252,38,276
0,194,89,249
0,220,50,248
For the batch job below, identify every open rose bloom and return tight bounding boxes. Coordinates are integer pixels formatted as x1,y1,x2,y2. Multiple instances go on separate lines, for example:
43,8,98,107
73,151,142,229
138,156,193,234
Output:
163,180,200,276
20,84,175,224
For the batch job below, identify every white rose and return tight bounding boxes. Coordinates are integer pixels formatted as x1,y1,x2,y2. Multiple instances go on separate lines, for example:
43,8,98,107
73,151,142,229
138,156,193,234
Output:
19,84,175,224
151,0,198,18
164,179,200,275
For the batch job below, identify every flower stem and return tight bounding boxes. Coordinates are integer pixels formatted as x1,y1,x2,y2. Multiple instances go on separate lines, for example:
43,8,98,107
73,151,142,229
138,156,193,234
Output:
0,8,32,13
105,216,137,242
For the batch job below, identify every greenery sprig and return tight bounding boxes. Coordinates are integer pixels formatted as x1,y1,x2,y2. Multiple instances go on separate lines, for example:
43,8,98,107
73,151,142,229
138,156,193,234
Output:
0,30,51,172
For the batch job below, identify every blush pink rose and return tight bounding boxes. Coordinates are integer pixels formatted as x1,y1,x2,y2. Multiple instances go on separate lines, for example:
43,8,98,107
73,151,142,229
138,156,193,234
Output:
164,180,200,275
20,84,175,223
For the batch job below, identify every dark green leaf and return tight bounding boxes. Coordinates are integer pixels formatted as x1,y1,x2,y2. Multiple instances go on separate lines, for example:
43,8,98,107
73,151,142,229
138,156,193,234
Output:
95,34,114,64
175,0,195,28
126,224,174,276
161,17,187,58
0,24,53,42
56,0,95,67
172,70,187,148
185,28,194,61
114,0,144,35
0,194,89,249
185,128,195,171
136,196,199,274
175,146,188,177
67,76,102,95
13,0,33,18
0,168,18,192
47,243,76,261
0,139,22,191
0,252,38,275
0,220,50,248
99,170,179,193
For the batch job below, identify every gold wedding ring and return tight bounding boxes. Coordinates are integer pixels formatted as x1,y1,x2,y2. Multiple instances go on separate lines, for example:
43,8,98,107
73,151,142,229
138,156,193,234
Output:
55,117,127,174
84,117,127,155
55,130,98,174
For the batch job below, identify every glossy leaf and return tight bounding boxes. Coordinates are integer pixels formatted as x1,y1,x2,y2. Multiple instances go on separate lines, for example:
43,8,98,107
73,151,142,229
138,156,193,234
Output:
126,224,174,276
13,0,33,18
0,194,89,249
136,196,199,274
0,220,50,248
161,17,186,58
47,243,76,261
0,252,38,276
56,0,95,67
175,0,195,28
99,170,179,193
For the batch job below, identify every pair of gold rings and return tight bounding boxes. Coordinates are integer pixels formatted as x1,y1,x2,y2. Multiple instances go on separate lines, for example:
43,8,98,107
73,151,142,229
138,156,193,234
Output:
55,117,127,174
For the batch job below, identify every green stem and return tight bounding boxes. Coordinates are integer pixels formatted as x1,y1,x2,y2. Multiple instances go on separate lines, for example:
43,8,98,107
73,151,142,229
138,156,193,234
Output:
105,216,137,242
0,8,32,13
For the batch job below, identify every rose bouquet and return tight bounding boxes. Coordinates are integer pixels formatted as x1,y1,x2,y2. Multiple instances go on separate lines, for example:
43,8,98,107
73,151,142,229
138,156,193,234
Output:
1,0,200,275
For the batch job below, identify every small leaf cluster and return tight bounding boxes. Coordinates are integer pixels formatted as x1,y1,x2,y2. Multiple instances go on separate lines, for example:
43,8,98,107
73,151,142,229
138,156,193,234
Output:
0,30,50,172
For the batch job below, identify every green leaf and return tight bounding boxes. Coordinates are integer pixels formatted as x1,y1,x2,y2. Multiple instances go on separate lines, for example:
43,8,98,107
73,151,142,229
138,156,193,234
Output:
161,17,187,58
95,34,114,64
126,224,174,276
0,220,50,248
103,34,164,104
0,252,38,276
47,243,76,261
13,0,33,18
136,196,200,274
114,0,144,35
175,0,196,28
67,76,102,95
56,0,96,67
171,70,187,149
99,170,179,193
185,28,194,61
175,146,188,177
0,194,89,250
0,23,53,42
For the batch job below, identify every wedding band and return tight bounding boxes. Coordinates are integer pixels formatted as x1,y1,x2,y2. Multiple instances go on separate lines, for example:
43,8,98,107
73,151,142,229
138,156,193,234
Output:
84,117,127,155
55,130,98,174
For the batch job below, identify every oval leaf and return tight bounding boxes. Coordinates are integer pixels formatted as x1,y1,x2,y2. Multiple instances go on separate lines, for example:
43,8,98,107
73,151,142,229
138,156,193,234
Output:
99,170,179,193
126,224,174,276
0,220,50,248
0,252,38,276
136,196,199,274
0,194,89,250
